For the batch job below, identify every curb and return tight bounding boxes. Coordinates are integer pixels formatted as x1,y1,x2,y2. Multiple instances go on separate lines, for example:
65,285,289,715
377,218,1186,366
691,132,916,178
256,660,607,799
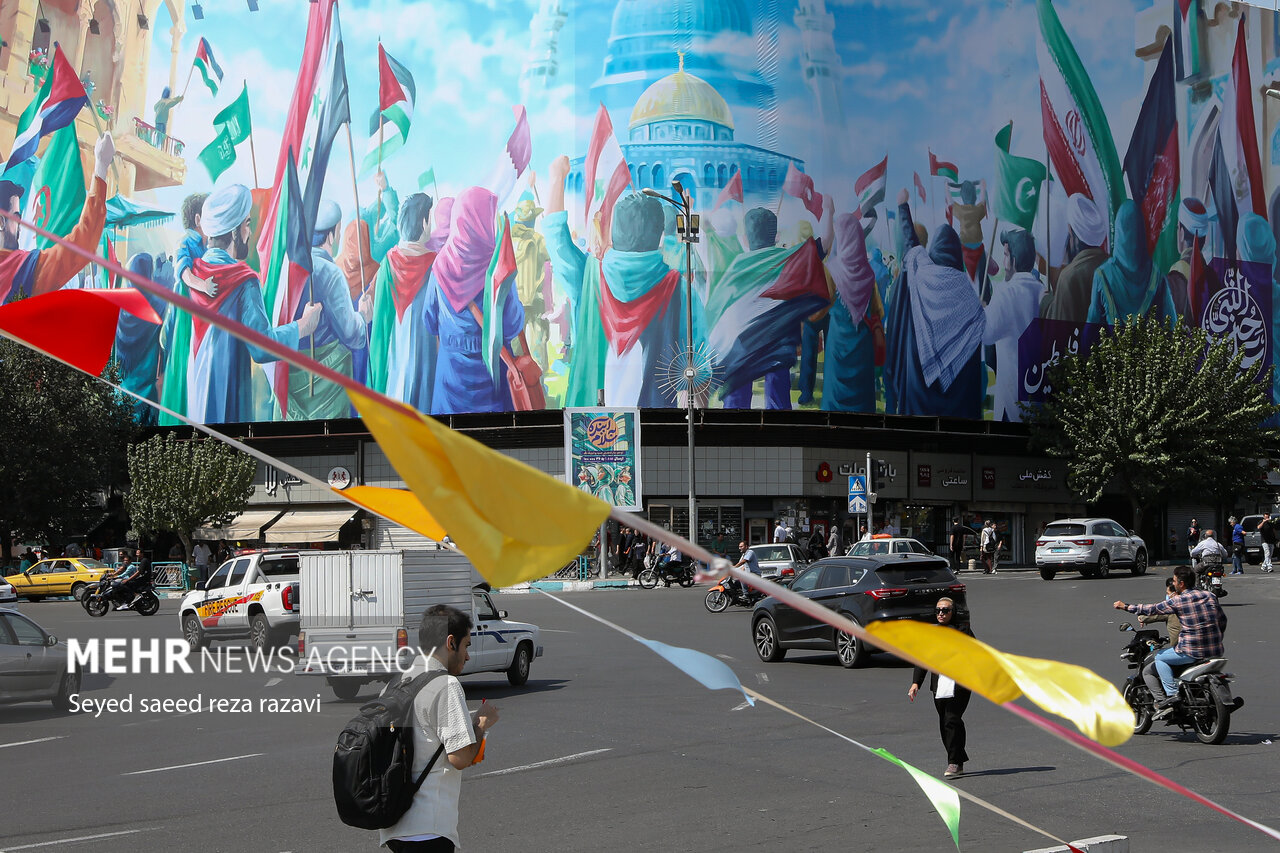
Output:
500,579,639,594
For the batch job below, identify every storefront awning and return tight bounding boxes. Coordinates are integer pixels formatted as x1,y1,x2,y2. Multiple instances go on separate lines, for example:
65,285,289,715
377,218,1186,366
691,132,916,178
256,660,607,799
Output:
193,510,284,542
263,509,358,544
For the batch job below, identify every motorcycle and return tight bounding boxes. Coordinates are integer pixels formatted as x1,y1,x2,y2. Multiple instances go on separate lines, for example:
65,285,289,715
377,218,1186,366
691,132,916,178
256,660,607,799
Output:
82,577,160,618
1117,622,1242,744
637,554,696,589
704,575,765,613
1193,557,1227,598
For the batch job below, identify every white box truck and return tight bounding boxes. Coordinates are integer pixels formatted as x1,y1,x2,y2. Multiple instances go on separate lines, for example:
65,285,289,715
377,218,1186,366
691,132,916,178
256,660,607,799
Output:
294,548,543,699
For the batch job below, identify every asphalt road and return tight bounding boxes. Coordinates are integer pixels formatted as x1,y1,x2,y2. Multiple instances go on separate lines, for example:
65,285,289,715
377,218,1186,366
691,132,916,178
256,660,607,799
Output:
1,568,1278,853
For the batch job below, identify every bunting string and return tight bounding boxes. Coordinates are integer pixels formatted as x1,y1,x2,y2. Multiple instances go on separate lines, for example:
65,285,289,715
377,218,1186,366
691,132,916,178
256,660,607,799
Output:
2,206,1279,844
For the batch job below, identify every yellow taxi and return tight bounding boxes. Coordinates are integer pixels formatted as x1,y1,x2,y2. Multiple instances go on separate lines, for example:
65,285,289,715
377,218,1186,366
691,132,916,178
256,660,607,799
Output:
3,558,113,601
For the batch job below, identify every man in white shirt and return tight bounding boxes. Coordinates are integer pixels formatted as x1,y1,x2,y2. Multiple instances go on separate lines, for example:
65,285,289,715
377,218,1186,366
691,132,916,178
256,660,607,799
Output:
773,520,787,543
380,605,500,852
827,525,841,558
192,541,213,584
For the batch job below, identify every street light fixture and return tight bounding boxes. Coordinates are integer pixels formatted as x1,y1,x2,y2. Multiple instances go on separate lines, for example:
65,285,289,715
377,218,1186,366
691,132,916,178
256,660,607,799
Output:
642,184,701,546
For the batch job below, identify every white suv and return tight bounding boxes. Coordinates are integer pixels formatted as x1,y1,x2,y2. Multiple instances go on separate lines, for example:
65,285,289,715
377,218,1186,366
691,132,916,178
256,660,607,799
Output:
1035,518,1148,580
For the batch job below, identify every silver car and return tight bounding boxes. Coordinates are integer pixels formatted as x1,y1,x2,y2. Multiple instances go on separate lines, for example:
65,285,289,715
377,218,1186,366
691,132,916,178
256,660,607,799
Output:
750,543,808,582
1035,518,1148,580
0,607,80,712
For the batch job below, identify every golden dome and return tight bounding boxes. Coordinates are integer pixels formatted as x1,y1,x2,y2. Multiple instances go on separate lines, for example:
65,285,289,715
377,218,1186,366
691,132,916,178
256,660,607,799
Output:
628,57,734,132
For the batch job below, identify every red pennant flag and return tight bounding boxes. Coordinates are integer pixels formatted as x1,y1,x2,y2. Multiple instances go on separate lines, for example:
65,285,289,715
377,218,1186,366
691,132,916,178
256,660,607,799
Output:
0,289,159,376
782,163,824,219
914,171,927,204
713,170,743,212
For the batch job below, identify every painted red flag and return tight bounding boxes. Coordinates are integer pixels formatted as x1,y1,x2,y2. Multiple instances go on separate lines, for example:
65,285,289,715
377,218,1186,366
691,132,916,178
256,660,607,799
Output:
713,170,743,211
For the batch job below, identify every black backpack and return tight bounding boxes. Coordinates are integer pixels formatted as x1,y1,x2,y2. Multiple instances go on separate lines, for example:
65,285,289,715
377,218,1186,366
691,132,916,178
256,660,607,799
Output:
333,670,447,830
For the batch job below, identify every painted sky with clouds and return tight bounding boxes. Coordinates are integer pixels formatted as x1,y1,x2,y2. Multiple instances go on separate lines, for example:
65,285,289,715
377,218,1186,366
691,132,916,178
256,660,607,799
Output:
142,0,1153,239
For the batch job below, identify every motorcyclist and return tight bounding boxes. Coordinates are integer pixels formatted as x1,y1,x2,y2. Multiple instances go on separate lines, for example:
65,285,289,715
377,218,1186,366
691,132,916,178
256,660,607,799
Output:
1113,565,1226,714
1189,528,1228,588
730,540,762,604
107,549,150,610
1135,577,1181,707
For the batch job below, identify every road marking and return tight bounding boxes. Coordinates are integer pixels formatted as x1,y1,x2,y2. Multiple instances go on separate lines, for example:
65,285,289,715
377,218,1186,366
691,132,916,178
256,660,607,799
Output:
122,753,264,775
715,653,734,660
471,748,612,779
538,628,574,634
1,828,153,850
0,736,66,749
265,677,282,687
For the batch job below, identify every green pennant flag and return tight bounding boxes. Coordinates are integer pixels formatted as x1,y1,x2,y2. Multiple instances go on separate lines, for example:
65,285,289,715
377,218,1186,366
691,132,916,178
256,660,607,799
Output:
993,122,1046,231
418,166,435,192
871,747,961,850
213,82,252,147
28,124,85,251
198,125,237,183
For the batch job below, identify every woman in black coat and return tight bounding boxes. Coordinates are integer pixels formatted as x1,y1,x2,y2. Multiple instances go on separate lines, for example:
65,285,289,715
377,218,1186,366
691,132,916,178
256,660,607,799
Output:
907,596,973,777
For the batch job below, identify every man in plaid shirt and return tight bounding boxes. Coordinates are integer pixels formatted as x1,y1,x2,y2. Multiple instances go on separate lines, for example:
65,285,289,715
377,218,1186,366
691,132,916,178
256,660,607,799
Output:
1114,566,1226,710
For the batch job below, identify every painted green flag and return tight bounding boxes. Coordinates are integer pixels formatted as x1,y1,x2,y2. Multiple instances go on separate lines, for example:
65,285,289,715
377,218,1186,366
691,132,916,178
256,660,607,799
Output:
871,747,961,850
213,82,252,146
993,122,1046,231
198,125,237,182
28,124,85,251
418,166,435,192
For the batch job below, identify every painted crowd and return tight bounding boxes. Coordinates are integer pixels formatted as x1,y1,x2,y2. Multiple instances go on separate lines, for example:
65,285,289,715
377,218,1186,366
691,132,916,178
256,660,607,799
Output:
0,0,1278,425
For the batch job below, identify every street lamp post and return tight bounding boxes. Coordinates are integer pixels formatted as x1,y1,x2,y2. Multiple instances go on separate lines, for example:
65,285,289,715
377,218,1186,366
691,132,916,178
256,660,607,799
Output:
642,183,700,546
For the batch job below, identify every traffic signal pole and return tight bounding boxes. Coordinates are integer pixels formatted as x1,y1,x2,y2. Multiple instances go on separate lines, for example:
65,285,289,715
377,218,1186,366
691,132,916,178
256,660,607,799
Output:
866,450,873,535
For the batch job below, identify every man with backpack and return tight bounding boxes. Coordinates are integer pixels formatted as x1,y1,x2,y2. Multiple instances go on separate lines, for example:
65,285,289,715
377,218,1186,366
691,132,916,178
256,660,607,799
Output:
378,604,499,851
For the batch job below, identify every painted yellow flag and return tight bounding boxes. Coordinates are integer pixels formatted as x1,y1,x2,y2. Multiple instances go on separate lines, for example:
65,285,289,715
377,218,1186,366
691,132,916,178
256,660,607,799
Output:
867,620,1133,747
348,390,610,587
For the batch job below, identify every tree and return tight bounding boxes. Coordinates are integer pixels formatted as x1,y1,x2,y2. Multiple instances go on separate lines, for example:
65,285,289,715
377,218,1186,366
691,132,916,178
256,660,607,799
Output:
0,339,135,561
124,433,256,559
1024,316,1280,535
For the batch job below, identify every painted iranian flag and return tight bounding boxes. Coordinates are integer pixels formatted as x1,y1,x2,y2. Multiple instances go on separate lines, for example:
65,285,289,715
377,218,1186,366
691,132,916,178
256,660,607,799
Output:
584,104,631,243
1036,0,1124,228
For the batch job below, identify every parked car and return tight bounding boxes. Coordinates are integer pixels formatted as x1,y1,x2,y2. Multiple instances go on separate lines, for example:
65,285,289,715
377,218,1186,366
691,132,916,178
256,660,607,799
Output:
0,580,16,604
750,554,966,668
846,537,935,558
1239,514,1264,565
0,607,80,712
2,558,112,601
750,543,808,581
1034,518,1148,580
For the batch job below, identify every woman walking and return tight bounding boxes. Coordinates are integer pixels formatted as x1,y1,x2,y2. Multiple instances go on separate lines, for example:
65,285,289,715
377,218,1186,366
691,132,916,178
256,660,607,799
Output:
908,597,973,777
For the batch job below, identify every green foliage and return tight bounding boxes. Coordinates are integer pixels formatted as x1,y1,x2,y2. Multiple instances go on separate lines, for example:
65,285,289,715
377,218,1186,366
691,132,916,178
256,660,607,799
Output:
0,339,135,555
1024,316,1280,524
124,432,256,553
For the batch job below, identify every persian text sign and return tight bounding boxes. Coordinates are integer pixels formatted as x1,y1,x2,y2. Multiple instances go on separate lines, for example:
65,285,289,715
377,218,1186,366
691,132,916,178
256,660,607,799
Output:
564,408,642,511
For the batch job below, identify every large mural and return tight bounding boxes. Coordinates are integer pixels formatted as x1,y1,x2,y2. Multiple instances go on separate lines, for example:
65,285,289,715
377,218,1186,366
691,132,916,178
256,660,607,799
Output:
1,0,1278,424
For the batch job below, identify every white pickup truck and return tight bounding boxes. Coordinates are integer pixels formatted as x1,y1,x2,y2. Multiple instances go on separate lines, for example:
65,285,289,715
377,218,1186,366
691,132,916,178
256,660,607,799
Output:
292,548,543,700
178,551,301,651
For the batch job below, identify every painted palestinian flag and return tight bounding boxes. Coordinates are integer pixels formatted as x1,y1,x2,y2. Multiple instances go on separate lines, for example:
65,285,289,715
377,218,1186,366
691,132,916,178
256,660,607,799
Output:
2,45,87,176
1174,0,1202,81
854,155,887,213
1123,36,1179,273
929,151,958,182
360,44,415,177
482,214,518,387
262,152,313,416
194,37,224,97
1036,0,1124,231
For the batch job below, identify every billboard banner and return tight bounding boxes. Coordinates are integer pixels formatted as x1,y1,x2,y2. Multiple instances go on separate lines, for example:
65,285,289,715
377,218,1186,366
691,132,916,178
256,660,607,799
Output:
4,0,1279,425
564,408,642,511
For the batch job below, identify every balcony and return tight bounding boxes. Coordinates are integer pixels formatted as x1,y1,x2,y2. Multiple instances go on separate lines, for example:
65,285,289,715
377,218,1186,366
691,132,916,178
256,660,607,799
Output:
117,116,187,192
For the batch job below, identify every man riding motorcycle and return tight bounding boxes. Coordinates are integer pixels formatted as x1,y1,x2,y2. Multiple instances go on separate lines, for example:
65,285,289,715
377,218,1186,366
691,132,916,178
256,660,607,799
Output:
106,549,150,610
1113,565,1226,715
729,540,762,604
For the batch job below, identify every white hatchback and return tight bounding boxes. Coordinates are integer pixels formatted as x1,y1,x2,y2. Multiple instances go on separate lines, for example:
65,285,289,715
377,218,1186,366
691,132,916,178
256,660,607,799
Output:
1035,518,1148,580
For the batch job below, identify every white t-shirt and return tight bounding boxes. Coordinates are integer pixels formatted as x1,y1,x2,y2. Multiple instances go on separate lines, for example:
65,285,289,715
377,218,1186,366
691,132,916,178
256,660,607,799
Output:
379,656,478,848
192,543,212,567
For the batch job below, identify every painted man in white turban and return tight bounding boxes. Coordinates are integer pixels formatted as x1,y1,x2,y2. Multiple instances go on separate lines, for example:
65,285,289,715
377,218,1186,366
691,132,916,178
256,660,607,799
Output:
1042,193,1109,324
187,184,322,423
278,198,373,420
1166,197,1220,323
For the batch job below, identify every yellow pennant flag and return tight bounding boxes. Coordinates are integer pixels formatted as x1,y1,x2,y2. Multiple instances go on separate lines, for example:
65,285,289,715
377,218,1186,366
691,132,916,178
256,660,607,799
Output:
348,390,610,587
867,620,1133,747
341,485,448,541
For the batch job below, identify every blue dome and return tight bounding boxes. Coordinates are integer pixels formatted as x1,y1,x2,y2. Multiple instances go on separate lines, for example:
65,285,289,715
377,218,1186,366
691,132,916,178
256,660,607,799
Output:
609,0,752,39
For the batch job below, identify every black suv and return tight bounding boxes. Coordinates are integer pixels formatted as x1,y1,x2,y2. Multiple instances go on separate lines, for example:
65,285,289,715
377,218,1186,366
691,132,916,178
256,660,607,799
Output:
750,554,966,668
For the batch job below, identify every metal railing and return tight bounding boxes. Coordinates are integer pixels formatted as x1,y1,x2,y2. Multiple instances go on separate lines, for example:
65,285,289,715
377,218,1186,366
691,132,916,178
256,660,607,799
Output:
149,561,191,590
132,117,185,157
